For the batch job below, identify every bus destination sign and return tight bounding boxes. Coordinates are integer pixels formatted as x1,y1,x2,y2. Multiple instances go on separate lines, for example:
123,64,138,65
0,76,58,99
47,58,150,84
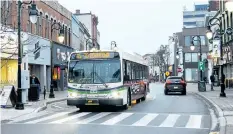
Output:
70,52,119,60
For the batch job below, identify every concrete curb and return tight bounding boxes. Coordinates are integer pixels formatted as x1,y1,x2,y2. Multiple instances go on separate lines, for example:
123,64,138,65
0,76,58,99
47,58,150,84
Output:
34,98,67,113
195,93,226,134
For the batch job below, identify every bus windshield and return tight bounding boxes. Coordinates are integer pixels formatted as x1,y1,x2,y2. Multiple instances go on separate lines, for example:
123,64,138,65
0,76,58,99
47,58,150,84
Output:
68,59,121,84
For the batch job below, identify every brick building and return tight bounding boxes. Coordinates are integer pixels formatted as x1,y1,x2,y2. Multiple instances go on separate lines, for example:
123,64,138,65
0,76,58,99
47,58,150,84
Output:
208,0,220,11
74,10,100,49
1,0,72,46
1,1,73,91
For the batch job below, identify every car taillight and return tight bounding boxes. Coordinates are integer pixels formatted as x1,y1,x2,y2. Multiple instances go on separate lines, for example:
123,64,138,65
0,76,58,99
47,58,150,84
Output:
180,80,186,86
166,80,171,84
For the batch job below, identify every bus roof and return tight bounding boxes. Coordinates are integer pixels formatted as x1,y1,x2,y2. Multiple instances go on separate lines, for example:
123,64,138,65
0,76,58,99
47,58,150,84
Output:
70,48,148,66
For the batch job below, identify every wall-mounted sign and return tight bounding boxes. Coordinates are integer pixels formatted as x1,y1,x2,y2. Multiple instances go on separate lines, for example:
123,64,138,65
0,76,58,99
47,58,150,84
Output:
52,42,74,65
212,40,221,58
33,41,41,60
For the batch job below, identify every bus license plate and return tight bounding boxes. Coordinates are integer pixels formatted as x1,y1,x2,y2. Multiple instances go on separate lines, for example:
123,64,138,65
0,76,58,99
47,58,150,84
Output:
85,99,99,105
174,86,178,89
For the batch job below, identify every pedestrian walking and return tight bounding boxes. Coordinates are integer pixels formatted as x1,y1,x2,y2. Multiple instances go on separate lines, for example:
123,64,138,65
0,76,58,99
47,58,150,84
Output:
210,74,215,91
30,74,41,100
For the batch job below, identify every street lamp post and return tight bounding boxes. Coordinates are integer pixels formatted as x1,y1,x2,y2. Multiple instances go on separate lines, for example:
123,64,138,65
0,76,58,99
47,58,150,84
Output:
206,16,233,97
85,38,92,50
49,23,65,98
15,1,38,110
176,48,184,76
111,41,117,50
190,36,202,81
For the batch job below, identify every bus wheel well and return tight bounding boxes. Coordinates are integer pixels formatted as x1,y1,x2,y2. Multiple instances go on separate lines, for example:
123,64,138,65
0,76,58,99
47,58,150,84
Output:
127,87,131,106
128,87,131,95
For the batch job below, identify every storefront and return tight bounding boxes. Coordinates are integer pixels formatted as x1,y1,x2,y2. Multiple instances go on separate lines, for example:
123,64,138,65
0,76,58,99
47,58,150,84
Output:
24,34,51,91
222,41,233,88
0,59,18,87
52,42,74,91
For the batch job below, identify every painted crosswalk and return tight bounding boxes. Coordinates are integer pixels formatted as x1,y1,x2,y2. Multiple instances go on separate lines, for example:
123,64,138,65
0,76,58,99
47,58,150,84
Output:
8,112,211,129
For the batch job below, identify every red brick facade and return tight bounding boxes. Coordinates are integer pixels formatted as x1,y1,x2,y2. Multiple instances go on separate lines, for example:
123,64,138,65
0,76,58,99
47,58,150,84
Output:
1,0,71,46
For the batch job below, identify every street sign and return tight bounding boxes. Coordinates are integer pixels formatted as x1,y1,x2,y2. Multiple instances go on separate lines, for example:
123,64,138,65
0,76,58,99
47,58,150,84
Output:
165,71,170,77
177,68,182,72
198,61,205,71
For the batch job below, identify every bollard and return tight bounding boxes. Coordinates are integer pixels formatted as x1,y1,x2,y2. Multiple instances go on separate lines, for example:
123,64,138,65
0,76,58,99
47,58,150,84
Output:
44,86,46,100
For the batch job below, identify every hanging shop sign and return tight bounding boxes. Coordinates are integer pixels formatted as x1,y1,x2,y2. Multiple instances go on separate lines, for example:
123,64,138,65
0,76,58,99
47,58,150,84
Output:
212,40,221,58
222,46,232,64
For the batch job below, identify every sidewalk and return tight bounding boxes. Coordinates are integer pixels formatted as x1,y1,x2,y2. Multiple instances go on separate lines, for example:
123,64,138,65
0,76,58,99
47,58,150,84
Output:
187,83,233,134
1,91,67,123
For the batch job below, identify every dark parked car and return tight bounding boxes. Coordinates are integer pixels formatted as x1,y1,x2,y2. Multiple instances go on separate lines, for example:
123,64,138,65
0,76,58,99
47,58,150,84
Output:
164,76,187,95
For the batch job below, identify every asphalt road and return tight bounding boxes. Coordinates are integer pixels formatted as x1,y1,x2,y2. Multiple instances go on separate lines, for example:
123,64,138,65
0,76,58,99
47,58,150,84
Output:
2,83,212,134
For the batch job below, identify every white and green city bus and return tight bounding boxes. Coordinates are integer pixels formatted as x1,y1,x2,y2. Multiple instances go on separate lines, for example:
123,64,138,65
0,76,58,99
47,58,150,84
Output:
67,48,149,110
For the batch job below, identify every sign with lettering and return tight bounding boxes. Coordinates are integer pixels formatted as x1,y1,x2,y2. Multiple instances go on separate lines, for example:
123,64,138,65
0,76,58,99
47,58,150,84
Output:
0,85,17,107
52,42,74,65
33,41,40,60
70,52,120,60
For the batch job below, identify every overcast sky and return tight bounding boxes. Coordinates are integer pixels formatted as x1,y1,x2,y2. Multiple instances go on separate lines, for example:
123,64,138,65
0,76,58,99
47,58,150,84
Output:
58,0,208,55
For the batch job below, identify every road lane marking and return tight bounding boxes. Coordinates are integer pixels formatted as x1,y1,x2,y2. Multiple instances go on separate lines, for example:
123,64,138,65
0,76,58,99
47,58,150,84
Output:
76,112,111,124
186,115,202,128
51,104,63,109
132,113,158,126
101,113,133,125
49,112,91,124
209,109,218,131
38,122,209,129
159,114,180,127
24,112,70,124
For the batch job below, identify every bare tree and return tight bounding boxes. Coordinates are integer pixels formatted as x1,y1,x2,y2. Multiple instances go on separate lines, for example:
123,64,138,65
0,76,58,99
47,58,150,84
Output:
0,1,46,69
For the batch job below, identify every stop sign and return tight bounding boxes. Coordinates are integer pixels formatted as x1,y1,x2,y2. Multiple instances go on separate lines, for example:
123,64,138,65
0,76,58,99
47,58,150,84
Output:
177,68,182,72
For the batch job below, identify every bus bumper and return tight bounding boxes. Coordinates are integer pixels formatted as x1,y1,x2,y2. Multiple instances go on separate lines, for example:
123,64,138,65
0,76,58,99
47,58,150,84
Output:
67,98,124,106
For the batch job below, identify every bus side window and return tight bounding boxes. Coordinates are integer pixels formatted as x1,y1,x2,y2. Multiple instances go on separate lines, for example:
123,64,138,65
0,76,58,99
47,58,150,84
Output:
126,61,132,81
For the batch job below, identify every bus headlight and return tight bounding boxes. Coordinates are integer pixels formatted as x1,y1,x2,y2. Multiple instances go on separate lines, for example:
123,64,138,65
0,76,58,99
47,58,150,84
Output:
111,91,120,98
68,92,78,98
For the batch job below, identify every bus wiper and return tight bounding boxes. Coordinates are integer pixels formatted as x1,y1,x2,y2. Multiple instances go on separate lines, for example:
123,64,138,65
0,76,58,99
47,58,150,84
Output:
79,78,88,88
91,72,108,88
79,72,94,88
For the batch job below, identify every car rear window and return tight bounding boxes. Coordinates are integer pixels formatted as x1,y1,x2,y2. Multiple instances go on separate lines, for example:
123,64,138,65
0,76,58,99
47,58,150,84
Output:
167,77,183,82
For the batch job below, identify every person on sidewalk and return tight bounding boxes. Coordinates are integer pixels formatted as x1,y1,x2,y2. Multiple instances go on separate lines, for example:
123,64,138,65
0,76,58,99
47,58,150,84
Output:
30,74,41,100
210,74,215,91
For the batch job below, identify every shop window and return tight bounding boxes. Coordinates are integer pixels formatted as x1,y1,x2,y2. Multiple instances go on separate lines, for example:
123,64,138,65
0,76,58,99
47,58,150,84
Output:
191,53,198,62
53,67,61,80
200,36,206,45
184,36,191,46
185,68,198,81
185,53,191,62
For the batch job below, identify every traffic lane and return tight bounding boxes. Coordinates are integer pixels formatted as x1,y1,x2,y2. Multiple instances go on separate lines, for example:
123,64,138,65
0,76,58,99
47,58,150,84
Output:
127,83,210,114
1,124,210,134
